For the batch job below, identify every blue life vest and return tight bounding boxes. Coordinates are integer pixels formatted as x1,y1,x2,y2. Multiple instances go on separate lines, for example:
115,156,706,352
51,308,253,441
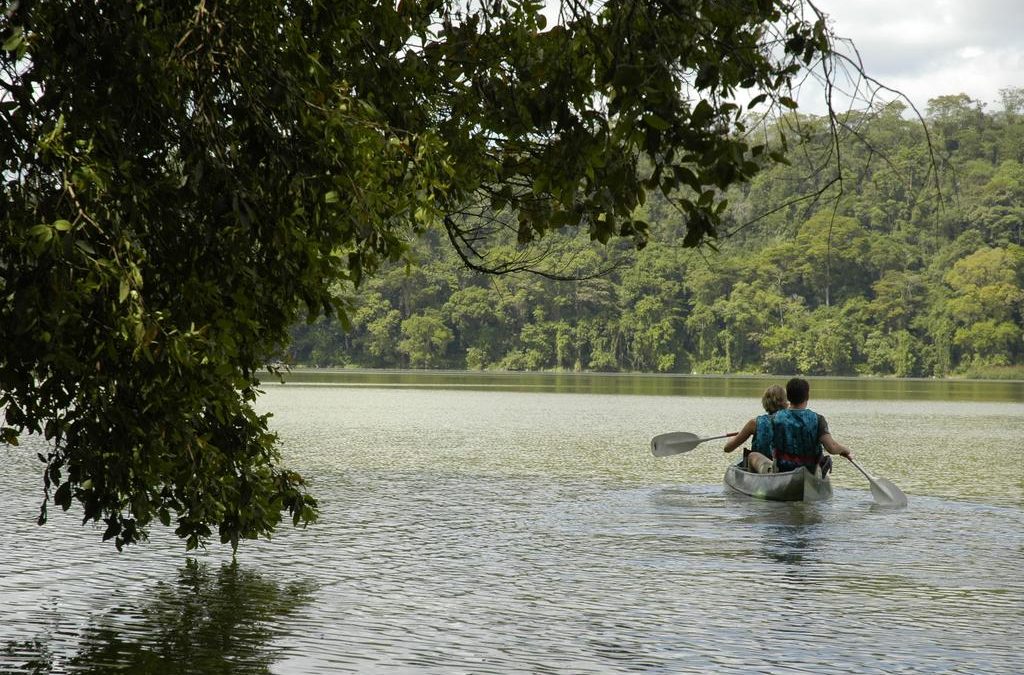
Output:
751,414,775,458
771,408,823,471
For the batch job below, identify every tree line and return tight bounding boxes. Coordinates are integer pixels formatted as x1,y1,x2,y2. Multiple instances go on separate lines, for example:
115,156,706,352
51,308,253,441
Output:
289,91,1024,378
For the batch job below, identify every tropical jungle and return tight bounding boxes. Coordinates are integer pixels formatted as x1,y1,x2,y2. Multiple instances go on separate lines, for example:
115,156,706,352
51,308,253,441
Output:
289,91,1024,379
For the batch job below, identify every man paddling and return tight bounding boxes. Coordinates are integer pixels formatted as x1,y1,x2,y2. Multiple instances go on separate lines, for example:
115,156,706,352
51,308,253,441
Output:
771,377,853,476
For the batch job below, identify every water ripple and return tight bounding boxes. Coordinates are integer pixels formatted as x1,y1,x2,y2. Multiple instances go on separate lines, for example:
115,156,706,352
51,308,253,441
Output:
2,386,1023,674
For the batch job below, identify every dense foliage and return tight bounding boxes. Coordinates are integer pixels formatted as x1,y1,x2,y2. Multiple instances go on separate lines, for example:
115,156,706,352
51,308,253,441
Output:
289,92,1024,377
2,1,843,548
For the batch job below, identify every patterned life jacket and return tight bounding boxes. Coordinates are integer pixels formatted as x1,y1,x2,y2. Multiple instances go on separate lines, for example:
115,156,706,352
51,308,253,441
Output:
751,413,775,458
771,408,823,471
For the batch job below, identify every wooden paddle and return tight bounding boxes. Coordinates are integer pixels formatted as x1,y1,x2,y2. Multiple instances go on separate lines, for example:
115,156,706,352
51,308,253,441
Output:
651,432,737,458
847,457,908,507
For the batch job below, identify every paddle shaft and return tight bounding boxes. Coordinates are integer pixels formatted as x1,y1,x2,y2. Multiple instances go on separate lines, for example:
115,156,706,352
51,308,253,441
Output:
847,457,873,481
697,432,737,443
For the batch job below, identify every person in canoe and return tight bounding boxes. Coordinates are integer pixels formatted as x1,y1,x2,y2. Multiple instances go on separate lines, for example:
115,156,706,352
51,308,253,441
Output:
722,384,787,474
771,377,854,477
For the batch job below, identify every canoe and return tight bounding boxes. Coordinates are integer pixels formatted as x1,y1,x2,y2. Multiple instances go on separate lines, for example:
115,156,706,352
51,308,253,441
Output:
724,460,832,502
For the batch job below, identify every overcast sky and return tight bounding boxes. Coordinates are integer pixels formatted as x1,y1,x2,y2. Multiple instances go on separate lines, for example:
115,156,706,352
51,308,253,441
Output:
807,0,1024,114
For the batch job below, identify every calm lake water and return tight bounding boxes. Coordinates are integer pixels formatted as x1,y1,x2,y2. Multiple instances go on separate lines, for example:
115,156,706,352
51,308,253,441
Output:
2,372,1022,674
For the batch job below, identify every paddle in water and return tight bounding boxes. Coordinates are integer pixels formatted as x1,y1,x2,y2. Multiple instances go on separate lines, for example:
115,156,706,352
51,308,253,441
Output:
651,432,737,458
847,457,908,507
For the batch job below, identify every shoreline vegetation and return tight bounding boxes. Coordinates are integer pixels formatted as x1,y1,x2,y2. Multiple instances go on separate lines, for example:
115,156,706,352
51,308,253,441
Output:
269,364,1024,383
287,91,1024,381
955,364,1024,380
260,367,1024,403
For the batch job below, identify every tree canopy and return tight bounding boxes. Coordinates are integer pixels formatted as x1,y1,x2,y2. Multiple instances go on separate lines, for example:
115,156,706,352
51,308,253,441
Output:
2,0,850,549
288,92,1024,379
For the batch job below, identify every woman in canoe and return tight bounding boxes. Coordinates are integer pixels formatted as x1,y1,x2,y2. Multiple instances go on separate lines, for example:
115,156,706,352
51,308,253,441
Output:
722,384,787,474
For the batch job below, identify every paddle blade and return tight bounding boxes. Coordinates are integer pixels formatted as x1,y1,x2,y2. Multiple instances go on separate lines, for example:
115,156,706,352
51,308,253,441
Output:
650,432,701,457
868,476,908,508
848,458,908,508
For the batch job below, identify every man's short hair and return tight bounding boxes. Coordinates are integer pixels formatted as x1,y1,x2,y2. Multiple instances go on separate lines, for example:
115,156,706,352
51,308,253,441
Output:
786,377,810,406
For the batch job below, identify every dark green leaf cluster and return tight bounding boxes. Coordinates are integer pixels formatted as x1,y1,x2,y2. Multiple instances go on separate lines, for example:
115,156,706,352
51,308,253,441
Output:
430,0,830,256
0,2,446,548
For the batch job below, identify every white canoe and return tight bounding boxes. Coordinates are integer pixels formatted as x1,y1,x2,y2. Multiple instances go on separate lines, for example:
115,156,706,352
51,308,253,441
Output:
724,460,832,502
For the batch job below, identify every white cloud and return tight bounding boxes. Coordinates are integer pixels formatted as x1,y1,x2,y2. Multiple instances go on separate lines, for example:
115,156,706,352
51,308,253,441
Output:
807,0,1024,113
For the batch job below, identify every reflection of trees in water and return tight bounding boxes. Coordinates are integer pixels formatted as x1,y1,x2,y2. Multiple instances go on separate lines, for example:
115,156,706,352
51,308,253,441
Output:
6,559,315,675
765,527,816,567
2,638,55,674
753,503,826,568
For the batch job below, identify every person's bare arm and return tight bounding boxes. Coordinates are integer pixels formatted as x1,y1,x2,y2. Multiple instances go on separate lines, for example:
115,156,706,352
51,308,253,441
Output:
723,418,756,453
821,433,853,459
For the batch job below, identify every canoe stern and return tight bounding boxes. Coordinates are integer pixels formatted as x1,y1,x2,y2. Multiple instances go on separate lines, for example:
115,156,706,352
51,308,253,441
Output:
724,462,833,502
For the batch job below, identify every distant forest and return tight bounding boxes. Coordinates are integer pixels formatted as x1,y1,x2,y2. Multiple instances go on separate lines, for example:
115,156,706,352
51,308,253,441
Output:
287,91,1024,378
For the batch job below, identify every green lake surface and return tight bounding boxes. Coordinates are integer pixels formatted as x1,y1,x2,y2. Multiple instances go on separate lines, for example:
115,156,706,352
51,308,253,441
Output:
2,372,1022,673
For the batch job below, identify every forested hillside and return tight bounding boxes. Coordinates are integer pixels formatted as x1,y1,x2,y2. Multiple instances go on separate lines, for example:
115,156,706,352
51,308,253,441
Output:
288,92,1024,378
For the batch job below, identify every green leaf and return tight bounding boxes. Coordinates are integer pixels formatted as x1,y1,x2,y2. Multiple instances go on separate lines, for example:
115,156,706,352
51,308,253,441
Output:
673,166,702,192
54,482,72,510
643,113,670,131
102,518,122,541
695,63,718,89
691,100,714,127
29,224,52,239
2,27,23,52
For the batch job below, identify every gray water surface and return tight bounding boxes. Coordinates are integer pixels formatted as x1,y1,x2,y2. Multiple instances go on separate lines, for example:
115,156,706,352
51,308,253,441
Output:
2,376,1022,674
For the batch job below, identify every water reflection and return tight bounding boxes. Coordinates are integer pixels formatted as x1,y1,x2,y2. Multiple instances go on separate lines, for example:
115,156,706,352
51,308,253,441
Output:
268,369,1024,403
2,560,315,675
1,640,54,675
733,501,827,567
